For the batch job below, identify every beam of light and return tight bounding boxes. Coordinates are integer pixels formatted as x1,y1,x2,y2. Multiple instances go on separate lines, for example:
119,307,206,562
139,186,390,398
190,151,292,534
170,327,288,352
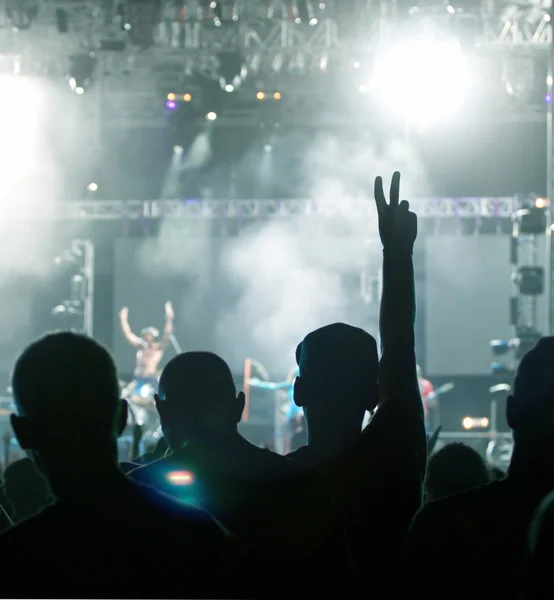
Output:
371,40,472,127
206,112,217,120
0,76,43,202
184,131,212,169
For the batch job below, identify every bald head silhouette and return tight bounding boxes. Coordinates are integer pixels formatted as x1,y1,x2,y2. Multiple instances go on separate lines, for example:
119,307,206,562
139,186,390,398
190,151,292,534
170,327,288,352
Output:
156,352,245,449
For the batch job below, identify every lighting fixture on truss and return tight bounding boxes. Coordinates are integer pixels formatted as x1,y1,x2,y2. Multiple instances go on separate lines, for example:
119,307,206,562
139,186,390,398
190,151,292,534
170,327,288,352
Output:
52,239,95,336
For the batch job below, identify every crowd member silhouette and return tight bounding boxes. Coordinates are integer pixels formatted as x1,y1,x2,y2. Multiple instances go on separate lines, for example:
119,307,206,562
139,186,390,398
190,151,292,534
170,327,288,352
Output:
287,172,426,569
0,332,235,598
425,443,489,501
129,351,344,577
404,336,554,598
523,490,554,599
0,457,50,521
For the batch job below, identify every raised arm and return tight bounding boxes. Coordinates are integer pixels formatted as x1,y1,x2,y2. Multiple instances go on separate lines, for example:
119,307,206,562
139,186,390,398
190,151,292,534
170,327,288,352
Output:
373,172,426,485
159,301,175,349
375,172,420,411
119,307,143,348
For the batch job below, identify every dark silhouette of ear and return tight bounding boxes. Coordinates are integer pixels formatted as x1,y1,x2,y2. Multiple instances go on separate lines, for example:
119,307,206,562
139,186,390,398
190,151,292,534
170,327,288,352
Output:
10,414,30,450
155,393,167,424
117,399,128,437
293,377,304,407
506,395,516,430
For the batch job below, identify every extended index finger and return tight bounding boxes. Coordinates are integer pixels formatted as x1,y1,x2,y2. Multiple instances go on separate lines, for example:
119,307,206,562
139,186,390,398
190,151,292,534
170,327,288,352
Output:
389,171,400,209
374,176,387,213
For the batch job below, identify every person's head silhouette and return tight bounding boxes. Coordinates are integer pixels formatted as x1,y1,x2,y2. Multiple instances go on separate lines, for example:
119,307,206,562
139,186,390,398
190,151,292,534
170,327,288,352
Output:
10,332,127,494
425,443,490,501
507,337,554,445
155,352,244,450
293,323,379,444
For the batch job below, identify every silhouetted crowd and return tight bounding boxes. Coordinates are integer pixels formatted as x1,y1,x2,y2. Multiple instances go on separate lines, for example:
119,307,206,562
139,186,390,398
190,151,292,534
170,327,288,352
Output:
0,172,552,599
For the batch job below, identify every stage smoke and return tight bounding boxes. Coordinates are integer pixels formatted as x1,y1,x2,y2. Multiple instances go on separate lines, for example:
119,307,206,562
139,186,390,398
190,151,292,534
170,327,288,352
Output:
215,128,429,374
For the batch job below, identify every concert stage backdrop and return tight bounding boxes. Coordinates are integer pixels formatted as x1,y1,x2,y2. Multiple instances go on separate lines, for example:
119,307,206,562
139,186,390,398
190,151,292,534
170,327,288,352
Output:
112,226,385,380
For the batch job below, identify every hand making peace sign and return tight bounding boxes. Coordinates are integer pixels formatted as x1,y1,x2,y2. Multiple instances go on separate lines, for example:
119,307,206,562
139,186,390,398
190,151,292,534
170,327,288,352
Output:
374,171,418,253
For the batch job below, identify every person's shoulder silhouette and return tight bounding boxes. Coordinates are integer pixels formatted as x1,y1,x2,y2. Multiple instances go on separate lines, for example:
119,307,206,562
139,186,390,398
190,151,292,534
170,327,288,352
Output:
130,351,343,575
405,337,554,591
0,333,234,598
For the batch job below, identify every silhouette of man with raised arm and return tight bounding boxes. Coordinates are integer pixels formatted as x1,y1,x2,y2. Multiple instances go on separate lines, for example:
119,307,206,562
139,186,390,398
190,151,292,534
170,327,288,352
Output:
129,351,344,577
0,332,233,598
287,172,426,569
404,336,554,598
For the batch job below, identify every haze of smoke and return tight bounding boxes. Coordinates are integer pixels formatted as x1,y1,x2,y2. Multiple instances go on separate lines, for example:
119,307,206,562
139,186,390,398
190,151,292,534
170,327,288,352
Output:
216,129,429,373
135,219,211,281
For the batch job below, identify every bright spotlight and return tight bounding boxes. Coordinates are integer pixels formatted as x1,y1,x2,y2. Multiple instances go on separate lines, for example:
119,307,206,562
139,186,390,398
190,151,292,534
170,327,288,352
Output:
273,92,281,100
256,91,265,100
206,112,217,121
87,182,98,192
75,87,84,95
371,40,472,126
183,93,192,102
225,84,234,93
535,197,548,209
166,101,177,110
173,145,183,153
167,93,176,100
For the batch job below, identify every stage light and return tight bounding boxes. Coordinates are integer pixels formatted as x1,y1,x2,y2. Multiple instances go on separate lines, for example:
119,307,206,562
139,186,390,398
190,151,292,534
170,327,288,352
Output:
463,417,489,430
173,145,183,153
491,362,513,376
371,39,471,126
224,84,234,93
87,182,98,192
489,383,511,394
309,18,318,25
545,93,552,104
167,93,176,101
514,206,547,234
274,92,281,100
166,100,177,109
206,112,217,120
68,53,96,94
535,197,548,209
183,93,192,102
513,327,542,359
514,267,544,296
490,339,510,356
353,61,360,69
257,91,265,100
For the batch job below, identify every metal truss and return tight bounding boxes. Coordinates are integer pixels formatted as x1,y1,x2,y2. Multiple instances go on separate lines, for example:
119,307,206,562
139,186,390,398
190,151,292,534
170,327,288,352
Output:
0,196,517,221
1,2,553,79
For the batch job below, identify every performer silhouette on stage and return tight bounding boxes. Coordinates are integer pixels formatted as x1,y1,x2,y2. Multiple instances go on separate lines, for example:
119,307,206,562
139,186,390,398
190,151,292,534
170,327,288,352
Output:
119,301,175,435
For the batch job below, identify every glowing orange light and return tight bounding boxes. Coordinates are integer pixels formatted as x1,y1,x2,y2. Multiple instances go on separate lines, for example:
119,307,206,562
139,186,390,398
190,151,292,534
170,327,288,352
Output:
273,92,281,100
183,93,192,102
256,91,265,100
536,197,548,209
166,470,194,485
167,93,176,101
